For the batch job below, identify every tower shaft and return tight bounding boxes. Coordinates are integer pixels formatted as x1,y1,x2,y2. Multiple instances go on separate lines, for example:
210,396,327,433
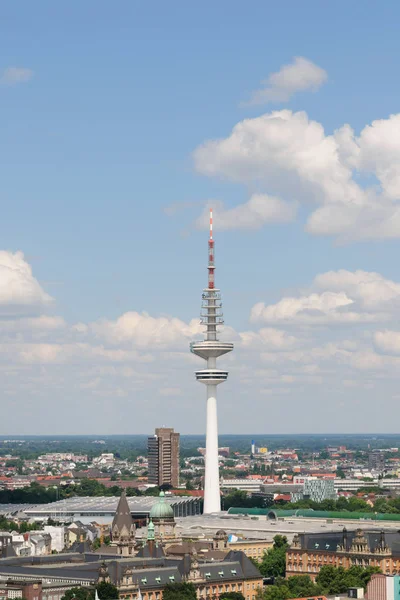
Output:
204,383,220,513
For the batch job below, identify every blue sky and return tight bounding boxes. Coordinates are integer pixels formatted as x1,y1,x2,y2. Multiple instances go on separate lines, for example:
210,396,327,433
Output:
2,1,400,434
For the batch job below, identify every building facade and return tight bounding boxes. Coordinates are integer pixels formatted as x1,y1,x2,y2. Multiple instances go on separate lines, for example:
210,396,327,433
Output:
287,528,400,581
148,428,180,488
291,478,337,503
369,451,385,473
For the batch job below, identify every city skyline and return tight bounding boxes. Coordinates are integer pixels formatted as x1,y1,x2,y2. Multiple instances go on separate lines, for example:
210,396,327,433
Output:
2,2,400,434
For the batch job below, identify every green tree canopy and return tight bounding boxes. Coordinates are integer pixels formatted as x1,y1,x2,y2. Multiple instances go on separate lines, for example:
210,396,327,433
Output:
316,565,380,594
96,582,119,600
259,535,289,578
220,593,246,600
61,588,93,600
162,582,197,600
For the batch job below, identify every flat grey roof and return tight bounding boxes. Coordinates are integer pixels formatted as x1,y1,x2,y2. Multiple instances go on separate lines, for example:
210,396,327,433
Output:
172,513,400,542
24,495,198,517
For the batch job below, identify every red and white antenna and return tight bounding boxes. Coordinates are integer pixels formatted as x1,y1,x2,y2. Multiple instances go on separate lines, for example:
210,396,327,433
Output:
208,208,215,289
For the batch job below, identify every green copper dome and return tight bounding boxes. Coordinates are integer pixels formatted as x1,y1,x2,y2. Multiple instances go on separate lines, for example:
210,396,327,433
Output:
149,491,174,519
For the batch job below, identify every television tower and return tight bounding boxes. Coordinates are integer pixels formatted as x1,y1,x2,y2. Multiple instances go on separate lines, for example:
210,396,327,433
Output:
190,209,234,513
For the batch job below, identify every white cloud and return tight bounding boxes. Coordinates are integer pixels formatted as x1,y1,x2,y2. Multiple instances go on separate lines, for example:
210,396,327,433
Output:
13,342,153,365
239,327,298,349
0,67,34,86
195,195,296,231
194,110,364,205
0,251,53,314
0,316,65,333
374,331,400,355
193,109,400,241
315,270,400,310
251,291,360,324
251,269,400,325
244,57,327,105
355,114,400,200
90,311,204,348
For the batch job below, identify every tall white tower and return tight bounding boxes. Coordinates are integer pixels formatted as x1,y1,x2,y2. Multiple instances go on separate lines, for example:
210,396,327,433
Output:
190,209,233,513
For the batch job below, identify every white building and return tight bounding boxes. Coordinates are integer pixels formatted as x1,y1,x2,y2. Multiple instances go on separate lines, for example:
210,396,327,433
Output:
334,478,379,491
220,479,264,492
44,526,67,552
92,453,115,467
291,477,337,502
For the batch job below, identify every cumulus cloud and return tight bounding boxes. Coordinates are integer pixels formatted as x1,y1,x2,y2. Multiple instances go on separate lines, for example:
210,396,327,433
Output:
194,110,364,205
244,57,327,105
239,327,298,349
251,269,400,325
250,291,366,324
315,270,400,310
193,109,400,241
0,251,53,314
0,67,34,86
195,195,296,231
374,331,400,355
90,311,204,348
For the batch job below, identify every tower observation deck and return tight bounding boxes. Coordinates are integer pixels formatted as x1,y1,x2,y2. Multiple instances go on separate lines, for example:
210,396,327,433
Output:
190,209,233,513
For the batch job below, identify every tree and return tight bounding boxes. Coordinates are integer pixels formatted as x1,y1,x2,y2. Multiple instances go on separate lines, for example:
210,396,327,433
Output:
96,582,119,600
286,575,322,598
272,535,288,549
61,588,93,600
316,565,380,594
220,593,245,600
163,582,197,600
259,535,289,578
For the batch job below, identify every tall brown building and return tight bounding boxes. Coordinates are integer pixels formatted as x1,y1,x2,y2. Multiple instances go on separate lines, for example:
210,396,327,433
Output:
148,427,180,488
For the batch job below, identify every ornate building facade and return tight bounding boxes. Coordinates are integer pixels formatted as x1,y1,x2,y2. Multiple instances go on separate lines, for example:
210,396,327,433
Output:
287,528,400,580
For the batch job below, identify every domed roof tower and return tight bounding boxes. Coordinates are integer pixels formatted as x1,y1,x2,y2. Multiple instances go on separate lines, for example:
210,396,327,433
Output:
149,491,176,540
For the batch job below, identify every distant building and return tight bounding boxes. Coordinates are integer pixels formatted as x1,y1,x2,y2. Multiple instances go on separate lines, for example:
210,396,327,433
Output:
220,478,264,492
369,451,385,473
198,446,230,458
366,573,400,600
0,580,42,600
291,477,337,503
148,428,180,488
334,478,379,491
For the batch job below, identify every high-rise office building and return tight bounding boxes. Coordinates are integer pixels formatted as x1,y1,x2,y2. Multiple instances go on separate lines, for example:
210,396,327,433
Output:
369,450,385,473
148,428,180,488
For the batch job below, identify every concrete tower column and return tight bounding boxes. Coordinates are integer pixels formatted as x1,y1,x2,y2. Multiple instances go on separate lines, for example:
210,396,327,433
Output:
204,383,219,513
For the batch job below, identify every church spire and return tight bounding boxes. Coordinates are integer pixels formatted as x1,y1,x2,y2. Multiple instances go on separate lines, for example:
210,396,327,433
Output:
111,491,135,555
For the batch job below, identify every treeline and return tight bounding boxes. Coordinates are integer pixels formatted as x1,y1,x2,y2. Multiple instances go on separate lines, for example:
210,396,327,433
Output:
0,479,161,504
223,489,400,515
222,490,267,510
0,515,41,533
276,495,400,514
